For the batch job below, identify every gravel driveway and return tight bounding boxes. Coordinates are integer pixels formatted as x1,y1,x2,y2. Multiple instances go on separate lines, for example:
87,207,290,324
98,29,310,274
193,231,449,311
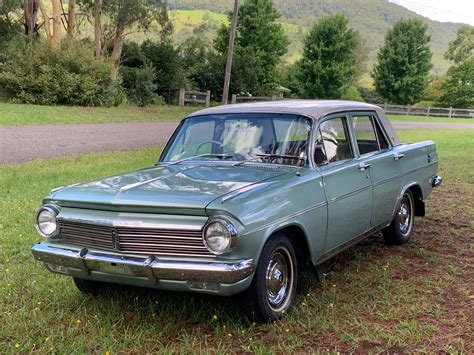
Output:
1,121,472,165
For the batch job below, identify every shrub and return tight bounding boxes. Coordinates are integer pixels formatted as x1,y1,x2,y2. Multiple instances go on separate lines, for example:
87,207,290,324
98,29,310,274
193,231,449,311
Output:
0,41,119,106
341,85,364,102
120,63,157,106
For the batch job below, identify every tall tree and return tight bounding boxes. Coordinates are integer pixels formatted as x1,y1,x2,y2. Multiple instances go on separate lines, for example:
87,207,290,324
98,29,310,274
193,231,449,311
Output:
296,15,359,99
215,0,288,95
439,58,474,108
93,0,101,57
372,19,432,105
51,0,61,48
67,0,76,38
444,25,473,64
440,26,474,108
23,0,37,38
98,0,167,77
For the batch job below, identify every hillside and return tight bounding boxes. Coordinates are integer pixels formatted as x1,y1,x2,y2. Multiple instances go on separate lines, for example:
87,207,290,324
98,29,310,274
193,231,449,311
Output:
167,0,464,74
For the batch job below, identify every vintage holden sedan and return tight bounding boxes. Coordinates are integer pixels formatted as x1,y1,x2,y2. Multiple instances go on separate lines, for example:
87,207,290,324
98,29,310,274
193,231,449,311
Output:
32,100,441,322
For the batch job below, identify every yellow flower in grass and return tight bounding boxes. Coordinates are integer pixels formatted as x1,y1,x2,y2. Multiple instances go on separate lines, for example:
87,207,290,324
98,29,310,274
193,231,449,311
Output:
76,319,81,324
15,343,20,349
212,314,218,321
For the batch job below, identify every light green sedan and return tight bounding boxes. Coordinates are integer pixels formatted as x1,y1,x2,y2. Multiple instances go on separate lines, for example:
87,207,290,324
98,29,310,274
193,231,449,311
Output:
32,100,441,322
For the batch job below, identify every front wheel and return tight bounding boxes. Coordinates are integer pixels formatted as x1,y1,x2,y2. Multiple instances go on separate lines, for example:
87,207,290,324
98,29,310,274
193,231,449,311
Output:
383,190,415,245
239,233,298,323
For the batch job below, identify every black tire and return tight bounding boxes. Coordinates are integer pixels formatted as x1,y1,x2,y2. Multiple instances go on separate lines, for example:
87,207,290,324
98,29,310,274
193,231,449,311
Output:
383,190,415,245
239,233,298,323
73,277,107,295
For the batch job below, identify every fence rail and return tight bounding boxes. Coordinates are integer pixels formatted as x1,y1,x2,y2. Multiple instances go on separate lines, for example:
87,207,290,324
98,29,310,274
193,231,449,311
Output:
178,88,211,108
376,103,473,118
231,94,284,104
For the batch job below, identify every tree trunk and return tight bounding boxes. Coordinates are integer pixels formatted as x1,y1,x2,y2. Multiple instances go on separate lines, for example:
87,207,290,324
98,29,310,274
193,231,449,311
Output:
110,25,125,78
38,0,51,42
93,0,102,57
51,0,61,48
24,0,37,38
67,0,76,38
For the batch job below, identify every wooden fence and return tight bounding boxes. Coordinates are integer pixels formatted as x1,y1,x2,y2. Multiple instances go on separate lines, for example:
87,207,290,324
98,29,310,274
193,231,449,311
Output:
178,88,211,107
231,94,284,104
376,103,473,119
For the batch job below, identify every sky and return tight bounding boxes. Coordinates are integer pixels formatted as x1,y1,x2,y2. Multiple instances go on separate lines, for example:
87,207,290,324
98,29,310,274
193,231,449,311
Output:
390,0,474,25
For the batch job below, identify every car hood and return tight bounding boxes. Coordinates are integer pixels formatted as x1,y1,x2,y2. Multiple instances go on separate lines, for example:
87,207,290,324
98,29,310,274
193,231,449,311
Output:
48,164,291,214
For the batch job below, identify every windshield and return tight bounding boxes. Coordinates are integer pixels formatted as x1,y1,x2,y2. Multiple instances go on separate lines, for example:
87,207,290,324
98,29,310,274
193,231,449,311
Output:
160,113,312,166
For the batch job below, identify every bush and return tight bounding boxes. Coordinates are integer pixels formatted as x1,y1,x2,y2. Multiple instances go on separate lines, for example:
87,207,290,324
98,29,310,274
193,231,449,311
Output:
0,41,119,106
120,63,157,106
341,85,364,102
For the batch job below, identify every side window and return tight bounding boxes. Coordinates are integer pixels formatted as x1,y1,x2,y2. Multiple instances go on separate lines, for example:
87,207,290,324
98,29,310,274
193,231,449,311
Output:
352,114,389,155
315,117,353,165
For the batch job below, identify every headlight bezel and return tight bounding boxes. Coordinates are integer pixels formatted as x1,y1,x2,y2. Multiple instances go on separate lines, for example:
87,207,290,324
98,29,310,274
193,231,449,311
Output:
35,205,59,238
202,218,238,255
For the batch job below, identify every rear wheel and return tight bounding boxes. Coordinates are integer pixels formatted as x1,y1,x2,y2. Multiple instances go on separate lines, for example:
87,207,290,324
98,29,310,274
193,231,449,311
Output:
383,190,415,245
73,278,107,294
239,233,298,323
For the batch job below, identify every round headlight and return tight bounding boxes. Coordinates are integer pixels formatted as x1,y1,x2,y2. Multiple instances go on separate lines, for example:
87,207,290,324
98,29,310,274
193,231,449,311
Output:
203,219,237,255
36,207,58,237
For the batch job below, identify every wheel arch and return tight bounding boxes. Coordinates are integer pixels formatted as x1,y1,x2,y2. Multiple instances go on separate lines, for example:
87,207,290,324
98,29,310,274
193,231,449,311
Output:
269,224,312,268
395,182,425,218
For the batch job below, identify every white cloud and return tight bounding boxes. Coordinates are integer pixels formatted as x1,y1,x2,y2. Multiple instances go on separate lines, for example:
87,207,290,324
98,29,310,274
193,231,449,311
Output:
390,0,474,25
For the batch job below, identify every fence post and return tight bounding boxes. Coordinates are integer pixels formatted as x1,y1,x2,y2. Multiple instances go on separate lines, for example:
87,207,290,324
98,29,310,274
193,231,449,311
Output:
426,106,431,117
384,102,387,111
407,105,411,115
271,95,276,101
231,94,237,104
448,107,453,118
205,91,211,108
178,88,185,107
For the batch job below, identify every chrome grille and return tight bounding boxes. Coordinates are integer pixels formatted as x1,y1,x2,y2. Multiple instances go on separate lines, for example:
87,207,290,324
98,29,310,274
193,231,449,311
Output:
58,220,213,258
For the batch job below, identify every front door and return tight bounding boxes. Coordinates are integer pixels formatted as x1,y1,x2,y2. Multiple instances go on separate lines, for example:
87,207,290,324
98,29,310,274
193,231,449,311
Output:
314,114,373,253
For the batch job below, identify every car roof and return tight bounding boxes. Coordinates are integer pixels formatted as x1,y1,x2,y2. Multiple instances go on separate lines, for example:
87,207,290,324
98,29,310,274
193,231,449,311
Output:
186,99,381,120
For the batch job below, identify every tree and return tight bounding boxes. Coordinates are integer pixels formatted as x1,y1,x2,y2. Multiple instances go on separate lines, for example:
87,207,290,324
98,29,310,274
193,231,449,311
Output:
215,0,288,95
439,58,474,108
445,25,473,64
296,15,359,99
372,19,432,105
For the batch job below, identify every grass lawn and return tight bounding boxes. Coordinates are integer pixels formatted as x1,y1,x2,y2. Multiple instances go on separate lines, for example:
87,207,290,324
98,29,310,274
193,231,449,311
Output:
0,130,473,352
0,103,199,126
0,102,472,126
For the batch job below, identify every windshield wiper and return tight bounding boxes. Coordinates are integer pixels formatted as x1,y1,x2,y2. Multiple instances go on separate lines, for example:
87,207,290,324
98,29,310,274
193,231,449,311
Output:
233,153,303,166
169,153,234,165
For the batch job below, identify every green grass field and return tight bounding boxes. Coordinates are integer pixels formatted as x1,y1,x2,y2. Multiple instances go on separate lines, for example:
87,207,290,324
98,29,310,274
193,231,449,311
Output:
0,102,471,126
0,103,199,126
0,130,472,352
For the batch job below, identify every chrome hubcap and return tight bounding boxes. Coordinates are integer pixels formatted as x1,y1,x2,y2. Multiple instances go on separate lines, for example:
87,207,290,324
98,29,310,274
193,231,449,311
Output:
265,249,291,309
398,196,412,235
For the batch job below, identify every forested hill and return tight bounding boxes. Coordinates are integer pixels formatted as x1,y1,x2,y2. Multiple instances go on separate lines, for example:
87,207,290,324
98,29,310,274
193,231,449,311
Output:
167,0,464,74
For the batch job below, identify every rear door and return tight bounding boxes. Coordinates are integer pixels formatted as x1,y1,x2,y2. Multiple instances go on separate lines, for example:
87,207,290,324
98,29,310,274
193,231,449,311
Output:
349,111,404,227
315,113,373,253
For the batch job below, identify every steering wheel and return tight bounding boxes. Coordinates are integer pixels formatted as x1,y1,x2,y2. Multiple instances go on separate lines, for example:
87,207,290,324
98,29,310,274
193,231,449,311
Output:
194,140,225,154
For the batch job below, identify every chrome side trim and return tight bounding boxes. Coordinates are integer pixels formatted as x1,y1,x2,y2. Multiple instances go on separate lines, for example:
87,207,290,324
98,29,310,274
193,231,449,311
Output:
32,242,255,284
327,185,371,204
243,200,327,236
315,221,388,265
372,161,437,187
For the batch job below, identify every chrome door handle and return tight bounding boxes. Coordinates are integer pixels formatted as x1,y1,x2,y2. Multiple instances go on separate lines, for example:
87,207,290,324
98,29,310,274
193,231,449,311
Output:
393,153,405,160
358,162,371,171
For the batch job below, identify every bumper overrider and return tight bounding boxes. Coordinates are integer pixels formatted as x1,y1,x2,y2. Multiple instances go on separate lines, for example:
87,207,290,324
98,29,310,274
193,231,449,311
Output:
32,242,256,295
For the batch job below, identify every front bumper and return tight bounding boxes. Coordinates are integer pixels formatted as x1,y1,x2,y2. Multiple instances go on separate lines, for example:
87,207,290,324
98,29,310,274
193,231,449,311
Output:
32,242,256,295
